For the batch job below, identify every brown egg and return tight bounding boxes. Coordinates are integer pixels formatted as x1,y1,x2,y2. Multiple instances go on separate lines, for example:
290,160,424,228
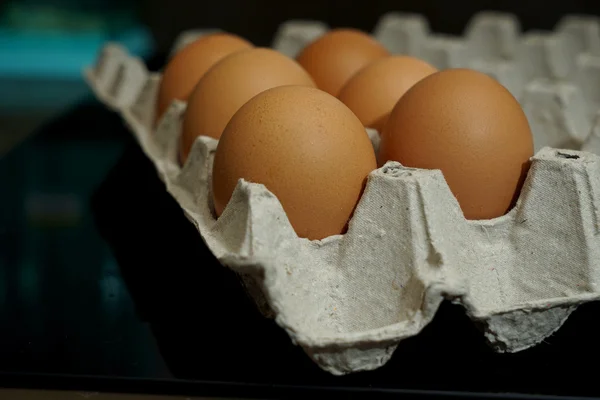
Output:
296,29,390,97
156,33,253,122
212,85,377,240
180,48,315,163
338,56,437,133
379,69,534,220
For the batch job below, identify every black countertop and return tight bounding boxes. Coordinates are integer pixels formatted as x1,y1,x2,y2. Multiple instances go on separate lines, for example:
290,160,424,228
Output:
1,57,600,399
0,100,171,380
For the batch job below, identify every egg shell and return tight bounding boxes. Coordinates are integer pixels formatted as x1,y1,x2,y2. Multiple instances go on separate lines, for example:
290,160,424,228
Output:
296,28,390,96
180,48,316,163
379,68,534,220
338,55,437,132
156,33,253,122
212,85,377,240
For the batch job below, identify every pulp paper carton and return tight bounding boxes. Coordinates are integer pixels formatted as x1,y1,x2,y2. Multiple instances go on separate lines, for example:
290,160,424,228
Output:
85,11,600,375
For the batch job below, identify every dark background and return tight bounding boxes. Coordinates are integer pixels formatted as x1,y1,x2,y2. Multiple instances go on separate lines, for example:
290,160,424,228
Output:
2,0,600,398
140,0,600,52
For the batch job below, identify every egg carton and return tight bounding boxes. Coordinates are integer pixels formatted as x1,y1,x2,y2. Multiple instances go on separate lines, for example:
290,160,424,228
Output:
85,12,600,375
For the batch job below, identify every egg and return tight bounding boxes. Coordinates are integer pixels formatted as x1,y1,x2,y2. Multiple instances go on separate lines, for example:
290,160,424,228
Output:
296,29,390,96
379,69,534,220
338,56,437,133
180,48,316,163
212,85,377,240
156,33,253,122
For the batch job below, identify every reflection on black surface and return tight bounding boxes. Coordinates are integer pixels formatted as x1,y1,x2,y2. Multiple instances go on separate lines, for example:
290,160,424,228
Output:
0,101,170,378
